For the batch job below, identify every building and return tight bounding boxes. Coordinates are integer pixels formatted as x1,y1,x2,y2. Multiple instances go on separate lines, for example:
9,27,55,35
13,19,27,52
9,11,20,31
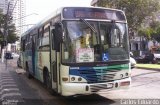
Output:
0,0,15,17
12,0,26,38
0,0,26,53
0,0,26,37
0,0,9,14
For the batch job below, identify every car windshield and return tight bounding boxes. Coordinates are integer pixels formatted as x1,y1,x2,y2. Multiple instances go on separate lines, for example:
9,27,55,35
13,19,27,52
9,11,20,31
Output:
62,20,129,63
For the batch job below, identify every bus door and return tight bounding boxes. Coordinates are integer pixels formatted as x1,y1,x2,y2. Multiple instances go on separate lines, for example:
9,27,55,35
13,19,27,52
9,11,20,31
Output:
50,27,58,91
31,36,36,75
50,23,63,92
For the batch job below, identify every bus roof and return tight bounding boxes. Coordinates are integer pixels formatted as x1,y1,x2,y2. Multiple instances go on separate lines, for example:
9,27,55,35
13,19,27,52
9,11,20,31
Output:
21,6,126,37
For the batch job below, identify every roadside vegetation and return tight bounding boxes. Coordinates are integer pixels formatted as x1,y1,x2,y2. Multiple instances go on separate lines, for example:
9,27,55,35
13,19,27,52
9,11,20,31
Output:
97,0,160,42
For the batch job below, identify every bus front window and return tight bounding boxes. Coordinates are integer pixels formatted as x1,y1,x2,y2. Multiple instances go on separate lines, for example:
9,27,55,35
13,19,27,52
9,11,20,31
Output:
99,22,129,61
62,21,129,63
62,21,99,63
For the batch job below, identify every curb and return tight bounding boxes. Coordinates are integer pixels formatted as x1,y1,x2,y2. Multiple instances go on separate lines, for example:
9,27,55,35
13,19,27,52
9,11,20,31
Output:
136,67,160,71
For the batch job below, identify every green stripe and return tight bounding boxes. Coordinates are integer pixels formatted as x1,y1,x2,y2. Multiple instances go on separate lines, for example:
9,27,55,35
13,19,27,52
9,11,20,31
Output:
93,64,129,70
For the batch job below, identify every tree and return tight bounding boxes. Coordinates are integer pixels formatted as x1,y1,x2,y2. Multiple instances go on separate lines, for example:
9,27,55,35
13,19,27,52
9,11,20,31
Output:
0,10,19,47
0,11,19,55
97,0,160,35
138,21,160,42
148,21,160,42
7,24,19,43
0,10,4,45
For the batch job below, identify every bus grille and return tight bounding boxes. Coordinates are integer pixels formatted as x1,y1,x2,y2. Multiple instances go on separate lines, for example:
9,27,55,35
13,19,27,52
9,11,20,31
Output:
78,69,120,83
90,83,113,92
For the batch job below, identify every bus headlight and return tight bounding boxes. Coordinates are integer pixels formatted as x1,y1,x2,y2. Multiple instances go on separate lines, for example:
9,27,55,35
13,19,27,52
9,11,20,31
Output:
71,77,75,81
120,74,123,78
69,76,87,82
78,77,82,81
125,72,128,76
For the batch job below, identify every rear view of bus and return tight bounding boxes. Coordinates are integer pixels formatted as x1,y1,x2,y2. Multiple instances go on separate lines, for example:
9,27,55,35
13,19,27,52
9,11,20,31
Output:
59,7,131,96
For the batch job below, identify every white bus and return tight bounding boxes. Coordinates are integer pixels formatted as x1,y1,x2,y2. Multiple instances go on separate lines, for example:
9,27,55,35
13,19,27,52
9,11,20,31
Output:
20,7,131,96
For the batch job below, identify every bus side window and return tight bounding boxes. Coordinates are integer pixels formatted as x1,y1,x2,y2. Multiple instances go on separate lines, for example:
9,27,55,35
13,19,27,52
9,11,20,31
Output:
42,27,50,46
38,28,43,49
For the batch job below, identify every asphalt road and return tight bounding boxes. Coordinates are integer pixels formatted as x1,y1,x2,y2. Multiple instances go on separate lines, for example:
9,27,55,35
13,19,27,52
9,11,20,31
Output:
100,68,160,99
1,59,160,105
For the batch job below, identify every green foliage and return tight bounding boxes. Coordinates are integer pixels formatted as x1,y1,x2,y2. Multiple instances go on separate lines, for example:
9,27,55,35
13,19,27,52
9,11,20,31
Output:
151,22,160,42
0,11,19,46
138,21,160,42
97,0,160,34
7,24,19,43
0,11,4,43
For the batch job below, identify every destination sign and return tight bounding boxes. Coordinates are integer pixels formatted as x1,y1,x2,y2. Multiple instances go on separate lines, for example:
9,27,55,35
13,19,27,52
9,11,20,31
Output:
74,11,108,19
63,7,126,21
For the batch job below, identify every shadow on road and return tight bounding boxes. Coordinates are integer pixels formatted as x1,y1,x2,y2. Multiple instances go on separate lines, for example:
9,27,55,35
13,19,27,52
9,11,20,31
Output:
4,59,120,105
132,71,159,78
43,94,116,105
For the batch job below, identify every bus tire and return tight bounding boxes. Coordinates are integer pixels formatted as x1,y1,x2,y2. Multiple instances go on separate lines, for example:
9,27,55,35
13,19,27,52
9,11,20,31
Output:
26,63,32,79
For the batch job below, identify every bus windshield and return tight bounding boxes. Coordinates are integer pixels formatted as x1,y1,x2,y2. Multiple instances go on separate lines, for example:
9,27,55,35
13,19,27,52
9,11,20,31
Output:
62,20,129,63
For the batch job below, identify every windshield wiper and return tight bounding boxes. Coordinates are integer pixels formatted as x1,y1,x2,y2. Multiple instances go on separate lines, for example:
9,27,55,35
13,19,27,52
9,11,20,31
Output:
80,19,97,33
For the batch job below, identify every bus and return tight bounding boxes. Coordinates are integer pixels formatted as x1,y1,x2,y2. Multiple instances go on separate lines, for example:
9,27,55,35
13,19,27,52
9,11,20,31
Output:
20,7,131,96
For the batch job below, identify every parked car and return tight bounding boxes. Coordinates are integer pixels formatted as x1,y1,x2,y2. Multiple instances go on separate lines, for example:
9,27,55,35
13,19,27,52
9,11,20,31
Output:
153,50,160,64
12,53,19,58
135,52,157,64
130,57,136,68
5,52,13,59
130,52,136,68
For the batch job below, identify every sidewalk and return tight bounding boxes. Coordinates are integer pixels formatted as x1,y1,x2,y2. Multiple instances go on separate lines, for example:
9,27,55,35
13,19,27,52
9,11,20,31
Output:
0,59,23,104
135,64,160,71
0,59,8,73
0,59,25,74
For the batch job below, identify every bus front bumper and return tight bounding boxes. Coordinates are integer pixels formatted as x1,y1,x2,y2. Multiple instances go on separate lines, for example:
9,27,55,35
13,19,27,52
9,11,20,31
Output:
61,77,131,96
